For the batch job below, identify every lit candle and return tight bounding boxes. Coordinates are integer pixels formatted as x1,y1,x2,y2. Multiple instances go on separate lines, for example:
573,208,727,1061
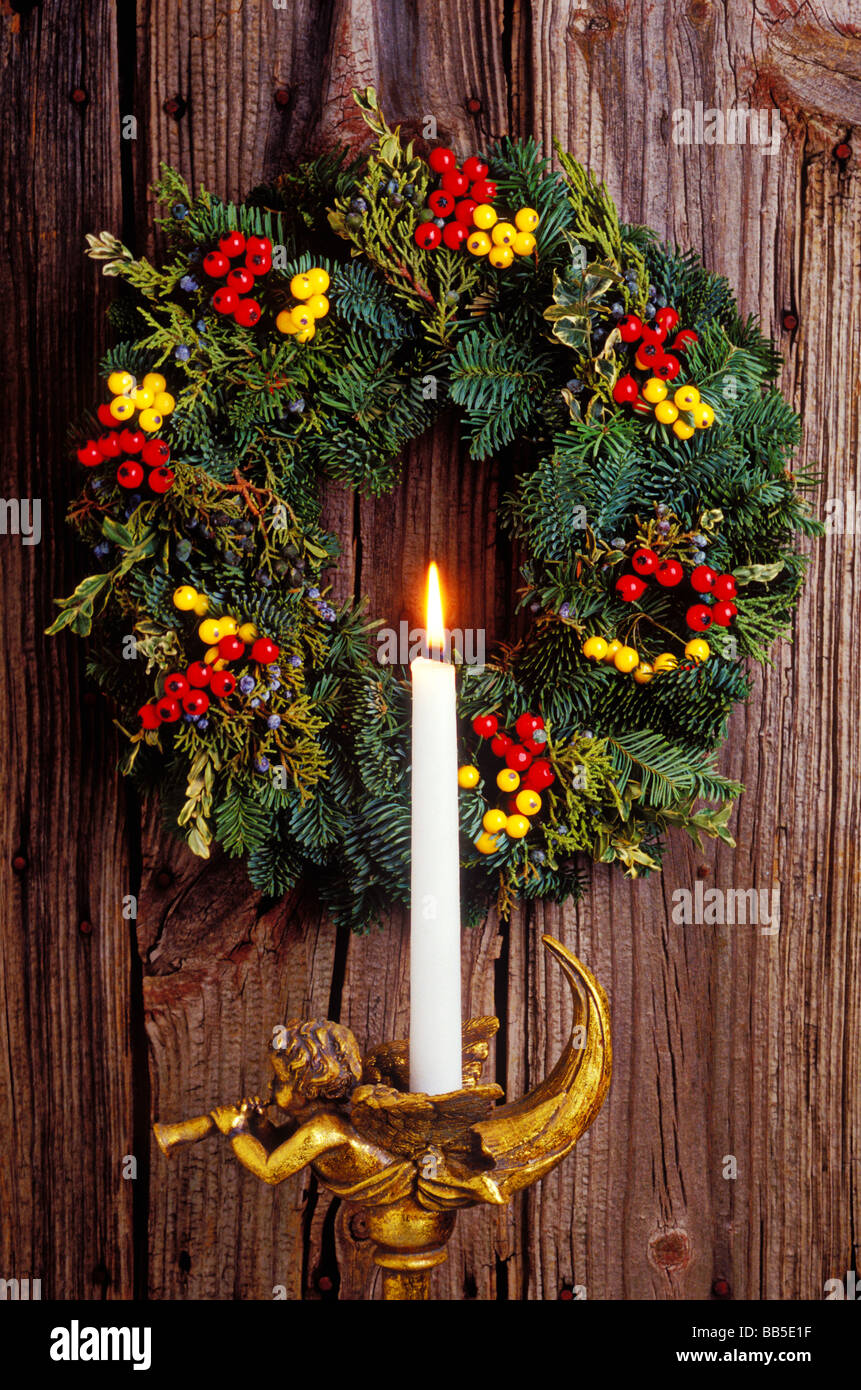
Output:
409,563,463,1094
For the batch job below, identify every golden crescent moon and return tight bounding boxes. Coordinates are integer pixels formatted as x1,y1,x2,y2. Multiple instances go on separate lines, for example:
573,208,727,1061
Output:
470,935,611,1200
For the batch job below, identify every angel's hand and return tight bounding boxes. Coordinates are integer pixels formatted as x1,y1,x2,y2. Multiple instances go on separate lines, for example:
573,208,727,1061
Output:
210,1104,243,1136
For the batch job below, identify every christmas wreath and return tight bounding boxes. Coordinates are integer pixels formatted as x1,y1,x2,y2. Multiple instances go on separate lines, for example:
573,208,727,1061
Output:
51,88,819,932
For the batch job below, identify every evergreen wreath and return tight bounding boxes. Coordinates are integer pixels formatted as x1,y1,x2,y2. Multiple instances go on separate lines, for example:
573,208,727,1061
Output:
51,88,820,933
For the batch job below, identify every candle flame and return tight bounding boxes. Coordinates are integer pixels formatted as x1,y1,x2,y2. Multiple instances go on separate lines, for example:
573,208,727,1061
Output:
425,562,445,648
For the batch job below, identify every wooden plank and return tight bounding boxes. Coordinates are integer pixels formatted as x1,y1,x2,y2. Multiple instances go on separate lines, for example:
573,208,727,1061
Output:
0,0,134,1299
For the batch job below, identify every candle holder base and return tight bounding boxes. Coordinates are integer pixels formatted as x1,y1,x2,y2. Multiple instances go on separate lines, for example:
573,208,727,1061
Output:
154,935,611,1301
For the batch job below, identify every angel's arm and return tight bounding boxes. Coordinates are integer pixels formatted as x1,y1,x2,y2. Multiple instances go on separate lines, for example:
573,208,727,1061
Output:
229,1112,350,1186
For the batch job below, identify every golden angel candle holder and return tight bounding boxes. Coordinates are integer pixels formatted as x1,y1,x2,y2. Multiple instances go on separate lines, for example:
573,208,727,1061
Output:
154,936,611,1300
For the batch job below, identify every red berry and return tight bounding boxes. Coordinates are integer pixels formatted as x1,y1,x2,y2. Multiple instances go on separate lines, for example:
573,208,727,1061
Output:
616,574,647,601
472,714,499,738
246,236,272,258
505,745,533,772
686,603,713,632
612,375,639,405
462,156,489,181
234,298,262,327
515,712,544,742
428,190,455,217
640,325,667,346
164,673,189,697
670,329,699,352
156,696,181,723
217,635,245,661
522,733,547,756
77,441,104,467
251,637,279,664
469,179,496,201
213,286,239,315
524,759,555,791
187,662,212,688
97,402,117,427
119,429,145,454
712,574,737,600
139,703,161,729
117,461,144,488
97,432,122,458
618,314,643,342
655,559,684,587
632,547,659,575
711,600,736,626
219,230,246,258
415,223,442,249
454,199,478,226
654,306,680,332
491,733,513,758
141,438,170,467
428,147,455,174
634,342,665,370
203,250,229,278
210,670,236,698
227,266,255,294
690,565,717,593
652,354,681,381
246,252,271,276
148,467,175,494
183,690,210,716
442,169,469,197
442,221,468,250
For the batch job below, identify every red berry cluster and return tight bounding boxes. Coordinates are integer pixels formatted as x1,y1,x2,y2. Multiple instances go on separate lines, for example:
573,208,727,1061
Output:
612,309,698,394
616,549,739,630
472,712,556,792
138,636,280,729
204,231,272,326
415,149,497,251
78,412,174,494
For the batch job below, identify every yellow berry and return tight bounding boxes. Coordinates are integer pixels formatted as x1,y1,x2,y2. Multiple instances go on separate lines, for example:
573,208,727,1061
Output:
219,617,238,636
204,646,219,664
276,309,298,335
488,244,514,269
472,204,497,230
295,325,316,344
582,636,609,661
633,662,655,684
173,585,198,611
198,618,223,645
497,768,520,793
457,764,480,789
238,623,258,643
673,419,696,440
192,593,210,616
515,207,539,232
505,814,530,839
290,273,313,300
685,638,710,664
642,377,668,404
654,400,679,424
290,305,314,330
108,370,134,396
467,231,492,256
692,402,715,429
475,831,501,855
306,294,329,319
153,391,175,416
614,645,640,673
138,408,163,433
131,387,154,410
483,809,508,833
142,372,166,394
673,384,700,409
491,221,517,246
512,231,536,256
109,396,135,421
653,652,679,673
515,789,542,816
213,658,228,671
307,268,330,294
603,639,622,664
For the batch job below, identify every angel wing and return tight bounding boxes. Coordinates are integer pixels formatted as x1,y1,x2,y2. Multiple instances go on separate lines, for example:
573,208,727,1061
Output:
361,1016,499,1091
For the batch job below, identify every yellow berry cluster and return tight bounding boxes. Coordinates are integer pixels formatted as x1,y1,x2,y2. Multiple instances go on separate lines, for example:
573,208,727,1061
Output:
457,763,544,854
581,634,710,683
106,370,175,433
275,268,331,343
173,586,258,667
642,379,715,441
466,206,539,269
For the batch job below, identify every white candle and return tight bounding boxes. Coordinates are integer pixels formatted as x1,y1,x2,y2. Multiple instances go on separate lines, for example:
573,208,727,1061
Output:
409,563,463,1094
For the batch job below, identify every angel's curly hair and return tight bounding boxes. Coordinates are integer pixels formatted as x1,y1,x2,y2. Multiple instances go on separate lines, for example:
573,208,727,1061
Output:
269,1019,362,1101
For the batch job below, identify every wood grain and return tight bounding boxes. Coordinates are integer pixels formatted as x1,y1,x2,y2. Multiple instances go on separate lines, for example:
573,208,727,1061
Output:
2,0,859,1301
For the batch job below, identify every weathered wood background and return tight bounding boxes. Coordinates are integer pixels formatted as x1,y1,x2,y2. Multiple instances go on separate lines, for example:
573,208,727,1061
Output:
2,0,859,1301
